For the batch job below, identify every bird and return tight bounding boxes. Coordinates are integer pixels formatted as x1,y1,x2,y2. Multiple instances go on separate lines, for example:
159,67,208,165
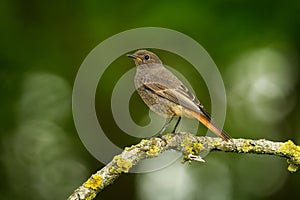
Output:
127,49,231,141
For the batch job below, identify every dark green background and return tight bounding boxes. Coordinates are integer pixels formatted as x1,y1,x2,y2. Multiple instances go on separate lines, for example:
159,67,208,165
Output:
1,0,300,199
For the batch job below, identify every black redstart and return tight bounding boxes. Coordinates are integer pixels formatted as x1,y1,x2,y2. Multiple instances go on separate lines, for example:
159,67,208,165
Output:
127,50,231,141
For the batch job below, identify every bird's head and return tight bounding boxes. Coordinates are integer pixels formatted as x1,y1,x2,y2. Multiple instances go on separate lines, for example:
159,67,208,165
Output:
127,50,162,65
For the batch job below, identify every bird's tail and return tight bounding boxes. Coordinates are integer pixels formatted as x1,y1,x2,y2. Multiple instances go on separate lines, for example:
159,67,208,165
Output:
192,112,231,141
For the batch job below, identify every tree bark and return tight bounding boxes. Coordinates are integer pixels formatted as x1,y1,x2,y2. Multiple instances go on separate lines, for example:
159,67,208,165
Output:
67,132,300,200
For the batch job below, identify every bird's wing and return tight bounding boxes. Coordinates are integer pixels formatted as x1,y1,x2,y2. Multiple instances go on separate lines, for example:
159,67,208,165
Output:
143,82,231,140
143,82,209,117
138,67,212,120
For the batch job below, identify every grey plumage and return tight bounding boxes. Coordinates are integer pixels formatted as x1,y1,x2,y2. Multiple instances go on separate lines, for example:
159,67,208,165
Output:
127,49,231,141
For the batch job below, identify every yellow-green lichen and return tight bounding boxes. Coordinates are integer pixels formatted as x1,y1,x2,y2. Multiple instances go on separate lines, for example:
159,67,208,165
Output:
141,139,149,144
181,137,192,154
85,192,97,200
277,140,300,157
277,140,300,172
124,144,136,151
165,134,174,140
114,155,133,173
181,137,203,155
134,139,148,149
85,192,96,200
237,140,254,153
124,147,131,151
287,162,298,173
146,144,160,157
109,166,116,173
84,174,103,190
192,142,203,154
212,139,221,146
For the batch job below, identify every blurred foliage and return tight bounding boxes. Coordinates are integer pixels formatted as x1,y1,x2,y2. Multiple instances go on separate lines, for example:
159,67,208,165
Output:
1,0,300,200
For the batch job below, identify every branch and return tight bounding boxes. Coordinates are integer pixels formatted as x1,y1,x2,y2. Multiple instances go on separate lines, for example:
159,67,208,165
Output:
67,132,300,200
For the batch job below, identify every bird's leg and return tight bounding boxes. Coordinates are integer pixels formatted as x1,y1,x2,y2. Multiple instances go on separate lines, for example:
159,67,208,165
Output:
157,116,174,135
172,117,181,133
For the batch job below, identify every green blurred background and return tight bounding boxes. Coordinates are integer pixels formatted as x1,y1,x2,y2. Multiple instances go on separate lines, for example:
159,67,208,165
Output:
1,0,300,199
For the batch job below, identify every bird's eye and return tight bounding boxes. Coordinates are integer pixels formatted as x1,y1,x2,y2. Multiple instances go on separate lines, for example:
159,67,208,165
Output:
144,55,150,60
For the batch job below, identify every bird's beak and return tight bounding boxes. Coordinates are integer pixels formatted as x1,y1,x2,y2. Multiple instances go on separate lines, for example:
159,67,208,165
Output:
126,54,136,59
127,54,143,62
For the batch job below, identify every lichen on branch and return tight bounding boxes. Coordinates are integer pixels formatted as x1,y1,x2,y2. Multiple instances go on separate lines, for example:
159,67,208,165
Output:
67,132,300,200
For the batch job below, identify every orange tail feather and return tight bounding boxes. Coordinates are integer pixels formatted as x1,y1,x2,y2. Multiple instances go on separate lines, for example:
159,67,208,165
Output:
193,112,231,141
